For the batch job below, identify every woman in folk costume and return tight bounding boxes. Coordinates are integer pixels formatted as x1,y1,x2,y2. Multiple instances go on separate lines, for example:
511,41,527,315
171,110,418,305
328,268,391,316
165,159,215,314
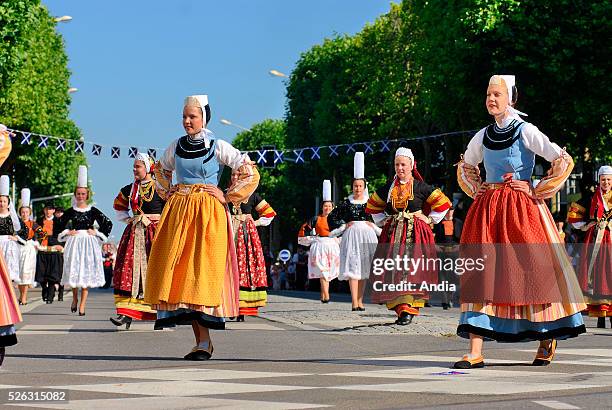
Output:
110,153,165,329
366,148,451,325
145,95,259,361
228,169,276,321
17,189,42,305
568,165,612,328
0,124,22,366
35,203,64,304
55,166,113,316
328,153,381,311
0,176,28,284
299,180,340,303
454,75,586,369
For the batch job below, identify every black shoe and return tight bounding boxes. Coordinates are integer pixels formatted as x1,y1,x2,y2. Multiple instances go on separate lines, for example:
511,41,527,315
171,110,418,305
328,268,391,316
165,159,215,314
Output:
597,317,605,328
0,347,5,367
395,312,413,325
57,293,63,301
357,307,365,311
352,307,359,311
442,303,450,310
236,315,245,322
46,300,53,304
185,345,214,361
154,322,164,330
321,299,329,304
191,350,212,361
110,315,132,327
71,303,77,313
453,355,485,369
79,311,86,316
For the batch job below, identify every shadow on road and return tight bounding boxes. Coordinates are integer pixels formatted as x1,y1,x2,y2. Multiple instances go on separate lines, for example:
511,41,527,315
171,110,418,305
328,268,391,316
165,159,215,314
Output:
9,353,184,362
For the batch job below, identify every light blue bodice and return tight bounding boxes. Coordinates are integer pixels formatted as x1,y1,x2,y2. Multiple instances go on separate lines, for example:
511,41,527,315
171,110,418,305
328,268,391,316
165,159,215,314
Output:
174,138,220,185
483,123,535,182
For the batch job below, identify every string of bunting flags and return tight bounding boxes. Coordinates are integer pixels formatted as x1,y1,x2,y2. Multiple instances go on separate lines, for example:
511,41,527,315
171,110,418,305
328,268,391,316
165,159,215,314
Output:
6,126,161,160
5,126,476,165
246,129,476,167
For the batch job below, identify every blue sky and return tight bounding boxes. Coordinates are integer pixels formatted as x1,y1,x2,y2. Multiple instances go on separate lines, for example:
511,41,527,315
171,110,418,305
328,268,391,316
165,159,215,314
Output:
42,0,394,240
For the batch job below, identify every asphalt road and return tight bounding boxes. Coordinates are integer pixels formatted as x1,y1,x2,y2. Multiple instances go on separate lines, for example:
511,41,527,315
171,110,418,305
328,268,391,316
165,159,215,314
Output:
1,288,610,409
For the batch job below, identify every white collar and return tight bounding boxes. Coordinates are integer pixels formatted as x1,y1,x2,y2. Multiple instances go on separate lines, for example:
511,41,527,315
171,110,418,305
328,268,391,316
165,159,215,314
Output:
495,113,523,128
73,205,92,213
187,128,214,148
46,216,54,220
348,194,368,205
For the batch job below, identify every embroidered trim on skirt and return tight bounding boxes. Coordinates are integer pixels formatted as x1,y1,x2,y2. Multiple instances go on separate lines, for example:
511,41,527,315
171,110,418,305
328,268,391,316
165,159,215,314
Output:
369,215,437,305
308,237,340,281
61,231,105,288
233,217,267,315
113,215,159,320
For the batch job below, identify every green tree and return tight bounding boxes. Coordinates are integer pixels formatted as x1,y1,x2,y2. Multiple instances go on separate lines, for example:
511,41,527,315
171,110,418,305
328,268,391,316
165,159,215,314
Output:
411,0,612,175
230,119,302,246
0,0,85,212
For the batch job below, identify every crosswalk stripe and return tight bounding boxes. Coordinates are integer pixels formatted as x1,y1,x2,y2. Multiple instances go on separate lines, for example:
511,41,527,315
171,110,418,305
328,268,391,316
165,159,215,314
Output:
69,369,311,381
533,400,581,409
9,396,332,409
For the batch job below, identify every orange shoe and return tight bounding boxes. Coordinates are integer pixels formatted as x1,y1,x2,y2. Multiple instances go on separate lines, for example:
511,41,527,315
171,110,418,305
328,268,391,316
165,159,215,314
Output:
533,339,557,366
453,354,485,369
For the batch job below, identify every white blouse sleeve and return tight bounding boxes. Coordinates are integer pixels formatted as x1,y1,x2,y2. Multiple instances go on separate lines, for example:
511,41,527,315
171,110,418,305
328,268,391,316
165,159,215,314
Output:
215,139,251,169
429,209,449,224
463,128,485,166
521,123,562,162
115,210,131,223
159,139,178,171
254,216,274,227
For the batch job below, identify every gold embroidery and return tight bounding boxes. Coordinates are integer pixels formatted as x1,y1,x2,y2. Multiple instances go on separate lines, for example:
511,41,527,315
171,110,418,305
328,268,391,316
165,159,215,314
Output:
139,181,155,203
603,190,612,210
390,179,413,212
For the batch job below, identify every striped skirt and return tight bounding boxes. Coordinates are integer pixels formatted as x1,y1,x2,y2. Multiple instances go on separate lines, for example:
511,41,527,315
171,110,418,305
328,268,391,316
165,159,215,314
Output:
458,186,586,342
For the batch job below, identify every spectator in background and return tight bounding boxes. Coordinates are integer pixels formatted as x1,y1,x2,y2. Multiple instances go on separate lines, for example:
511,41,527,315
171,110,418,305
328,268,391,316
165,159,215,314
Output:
293,247,309,291
53,207,65,301
286,257,296,289
271,263,280,291
435,207,455,244
102,243,115,289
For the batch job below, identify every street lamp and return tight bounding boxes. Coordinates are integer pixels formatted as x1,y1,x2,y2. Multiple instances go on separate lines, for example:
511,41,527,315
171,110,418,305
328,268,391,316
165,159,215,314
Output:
68,87,78,94
220,119,251,132
54,15,73,23
269,69,288,78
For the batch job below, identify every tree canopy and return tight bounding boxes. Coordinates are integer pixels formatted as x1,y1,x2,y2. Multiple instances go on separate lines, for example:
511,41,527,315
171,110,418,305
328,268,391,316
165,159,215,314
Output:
238,0,610,248
0,0,85,211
